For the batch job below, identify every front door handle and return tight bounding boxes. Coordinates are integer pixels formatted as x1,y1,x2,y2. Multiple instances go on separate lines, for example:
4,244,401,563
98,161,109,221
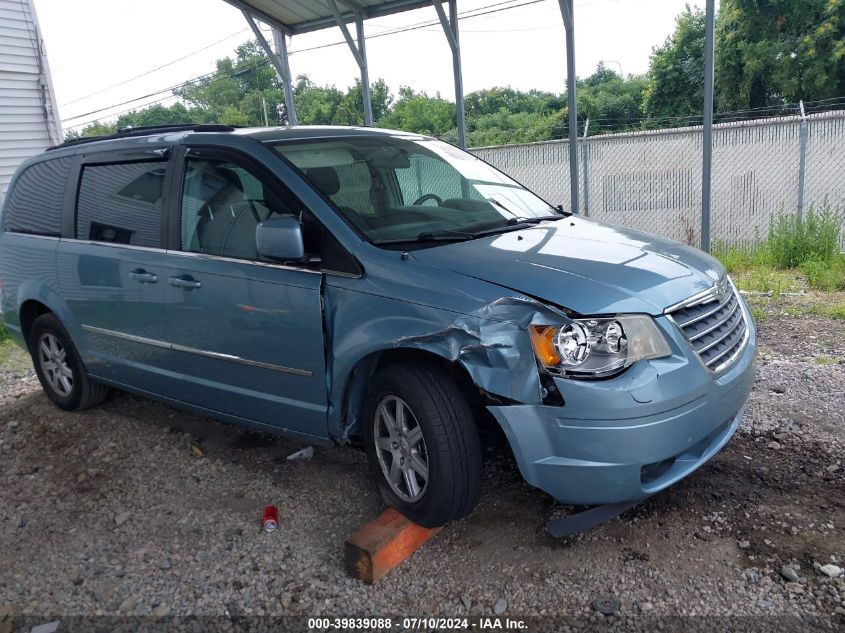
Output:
168,275,202,290
129,269,158,283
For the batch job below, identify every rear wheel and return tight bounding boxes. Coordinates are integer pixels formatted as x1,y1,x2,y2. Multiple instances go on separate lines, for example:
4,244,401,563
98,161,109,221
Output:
363,363,483,527
29,313,109,411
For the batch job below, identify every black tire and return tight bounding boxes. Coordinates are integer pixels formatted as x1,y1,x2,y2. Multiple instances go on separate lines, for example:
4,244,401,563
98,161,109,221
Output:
363,363,483,527
28,313,110,411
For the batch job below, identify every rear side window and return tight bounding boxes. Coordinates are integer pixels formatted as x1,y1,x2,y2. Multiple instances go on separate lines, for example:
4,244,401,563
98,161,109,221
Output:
76,161,165,248
3,157,72,236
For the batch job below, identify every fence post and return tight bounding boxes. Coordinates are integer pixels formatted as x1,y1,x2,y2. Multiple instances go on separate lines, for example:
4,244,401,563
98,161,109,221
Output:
581,117,590,216
796,100,807,220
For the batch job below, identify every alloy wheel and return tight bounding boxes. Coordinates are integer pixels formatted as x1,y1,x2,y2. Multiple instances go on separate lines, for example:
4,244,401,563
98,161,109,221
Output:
373,395,429,502
38,333,73,397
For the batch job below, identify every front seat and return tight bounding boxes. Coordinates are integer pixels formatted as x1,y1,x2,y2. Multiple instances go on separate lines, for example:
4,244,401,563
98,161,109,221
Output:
303,166,373,232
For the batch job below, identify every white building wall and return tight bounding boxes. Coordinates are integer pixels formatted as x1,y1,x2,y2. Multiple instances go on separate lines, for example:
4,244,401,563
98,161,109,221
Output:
0,0,62,203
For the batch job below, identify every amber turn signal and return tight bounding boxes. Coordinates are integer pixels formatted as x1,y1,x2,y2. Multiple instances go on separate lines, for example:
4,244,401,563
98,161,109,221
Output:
529,325,561,367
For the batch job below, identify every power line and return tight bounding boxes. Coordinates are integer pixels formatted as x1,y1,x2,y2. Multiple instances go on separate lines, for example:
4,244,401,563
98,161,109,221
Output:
60,28,250,108
64,0,544,128
62,65,245,124
288,0,545,55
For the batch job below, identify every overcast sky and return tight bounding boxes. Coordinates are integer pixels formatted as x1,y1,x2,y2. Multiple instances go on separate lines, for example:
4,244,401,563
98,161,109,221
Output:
32,0,707,133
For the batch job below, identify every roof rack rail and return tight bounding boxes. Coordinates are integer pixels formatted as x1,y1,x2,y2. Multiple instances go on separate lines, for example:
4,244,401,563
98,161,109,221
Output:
47,124,237,151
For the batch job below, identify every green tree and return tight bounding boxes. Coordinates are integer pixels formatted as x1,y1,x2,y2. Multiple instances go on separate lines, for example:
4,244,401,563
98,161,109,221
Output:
716,0,845,111
177,40,285,126
378,87,456,139
642,5,706,122
71,120,118,138
115,103,204,129
292,75,345,124
577,63,648,133
464,87,562,118
293,76,392,126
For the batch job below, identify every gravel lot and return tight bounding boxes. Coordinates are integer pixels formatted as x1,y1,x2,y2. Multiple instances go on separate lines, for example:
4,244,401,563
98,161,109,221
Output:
0,294,843,630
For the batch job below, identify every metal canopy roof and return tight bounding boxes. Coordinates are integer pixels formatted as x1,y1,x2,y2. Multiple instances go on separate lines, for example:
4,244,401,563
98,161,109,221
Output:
225,0,717,249
224,0,432,35
231,0,469,147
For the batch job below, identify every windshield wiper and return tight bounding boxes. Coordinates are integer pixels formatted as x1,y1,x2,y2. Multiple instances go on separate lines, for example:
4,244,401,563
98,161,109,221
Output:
372,229,475,246
371,216,563,247
488,197,566,220
469,214,565,237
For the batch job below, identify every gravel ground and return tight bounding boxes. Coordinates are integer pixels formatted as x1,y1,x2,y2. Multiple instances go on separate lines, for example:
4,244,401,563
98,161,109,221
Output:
0,294,843,630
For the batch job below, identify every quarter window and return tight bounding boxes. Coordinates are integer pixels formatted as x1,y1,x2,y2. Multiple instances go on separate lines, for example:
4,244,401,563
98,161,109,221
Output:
76,161,166,247
3,157,72,236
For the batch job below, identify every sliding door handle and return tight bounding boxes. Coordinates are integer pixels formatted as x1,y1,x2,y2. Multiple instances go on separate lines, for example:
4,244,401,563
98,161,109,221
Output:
129,269,158,283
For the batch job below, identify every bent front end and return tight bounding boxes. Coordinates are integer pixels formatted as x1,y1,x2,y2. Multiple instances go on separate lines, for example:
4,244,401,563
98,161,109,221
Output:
490,288,757,505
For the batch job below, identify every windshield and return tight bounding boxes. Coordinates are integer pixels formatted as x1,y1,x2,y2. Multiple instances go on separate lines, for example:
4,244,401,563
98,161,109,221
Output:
269,136,562,247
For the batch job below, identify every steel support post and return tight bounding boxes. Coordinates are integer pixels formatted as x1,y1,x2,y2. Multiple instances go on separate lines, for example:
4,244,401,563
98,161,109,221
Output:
273,28,298,125
700,0,715,252
433,0,466,148
559,0,579,215
356,16,374,126
796,100,807,219
242,10,298,126
329,0,373,126
581,117,590,216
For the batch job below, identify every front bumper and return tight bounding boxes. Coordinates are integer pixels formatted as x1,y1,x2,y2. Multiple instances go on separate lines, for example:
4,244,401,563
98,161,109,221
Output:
488,310,757,505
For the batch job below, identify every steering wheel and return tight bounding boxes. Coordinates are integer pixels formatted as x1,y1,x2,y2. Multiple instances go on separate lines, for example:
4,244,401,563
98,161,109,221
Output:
412,193,443,206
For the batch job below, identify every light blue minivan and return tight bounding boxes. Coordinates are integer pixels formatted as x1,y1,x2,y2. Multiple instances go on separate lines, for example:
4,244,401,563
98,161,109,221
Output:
0,124,756,527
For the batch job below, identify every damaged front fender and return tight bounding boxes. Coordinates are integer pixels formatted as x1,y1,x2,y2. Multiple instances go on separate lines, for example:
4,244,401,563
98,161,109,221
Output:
323,282,572,442
393,296,572,408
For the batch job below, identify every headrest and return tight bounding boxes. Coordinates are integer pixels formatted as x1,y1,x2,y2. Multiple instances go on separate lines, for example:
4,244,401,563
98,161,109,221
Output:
304,166,340,197
207,166,244,192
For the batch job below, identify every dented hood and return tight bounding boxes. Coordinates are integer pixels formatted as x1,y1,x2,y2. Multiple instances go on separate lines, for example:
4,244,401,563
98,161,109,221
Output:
412,217,725,316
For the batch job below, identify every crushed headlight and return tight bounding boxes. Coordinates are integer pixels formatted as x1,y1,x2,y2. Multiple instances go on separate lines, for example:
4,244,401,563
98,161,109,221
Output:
529,315,672,377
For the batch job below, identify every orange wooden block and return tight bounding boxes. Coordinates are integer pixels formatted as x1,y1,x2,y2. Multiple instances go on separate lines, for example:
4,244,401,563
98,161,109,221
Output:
344,508,441,584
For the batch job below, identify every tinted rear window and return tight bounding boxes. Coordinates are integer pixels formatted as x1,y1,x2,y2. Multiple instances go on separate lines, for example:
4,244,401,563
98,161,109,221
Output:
2,157,72,236
76,161,166,248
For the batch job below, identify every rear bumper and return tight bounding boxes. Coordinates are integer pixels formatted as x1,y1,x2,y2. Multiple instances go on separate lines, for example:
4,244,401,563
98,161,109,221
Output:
488,311,756,505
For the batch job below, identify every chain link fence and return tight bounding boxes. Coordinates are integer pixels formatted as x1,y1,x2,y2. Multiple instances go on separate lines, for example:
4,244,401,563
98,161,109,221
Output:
471,110,845,250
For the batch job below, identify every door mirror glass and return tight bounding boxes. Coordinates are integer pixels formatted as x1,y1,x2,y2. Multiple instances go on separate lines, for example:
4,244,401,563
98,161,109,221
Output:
256,216,305,262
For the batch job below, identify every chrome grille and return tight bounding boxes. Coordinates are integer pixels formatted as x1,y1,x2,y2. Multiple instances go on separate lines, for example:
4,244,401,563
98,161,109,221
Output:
668,281,748,373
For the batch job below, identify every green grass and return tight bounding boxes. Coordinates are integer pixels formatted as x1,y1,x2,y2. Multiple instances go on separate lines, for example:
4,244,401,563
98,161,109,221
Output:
712,242,769,273
765,204,841,269
809,302,845,320
712,203,844,294
0,338,27,369
729,267,802,295
813,355,838,366
778,300,845,320
749,305,767,323
800,256,845,292
0,318,29,369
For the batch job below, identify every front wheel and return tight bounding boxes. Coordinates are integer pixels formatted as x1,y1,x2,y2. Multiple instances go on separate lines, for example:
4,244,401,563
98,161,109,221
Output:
363,363,483,527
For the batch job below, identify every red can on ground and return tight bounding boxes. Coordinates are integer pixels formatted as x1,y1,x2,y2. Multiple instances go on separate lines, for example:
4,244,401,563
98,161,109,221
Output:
262,505,279,532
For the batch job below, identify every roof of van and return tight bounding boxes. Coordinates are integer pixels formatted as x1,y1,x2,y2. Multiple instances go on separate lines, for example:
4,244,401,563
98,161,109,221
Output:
45,124,428,158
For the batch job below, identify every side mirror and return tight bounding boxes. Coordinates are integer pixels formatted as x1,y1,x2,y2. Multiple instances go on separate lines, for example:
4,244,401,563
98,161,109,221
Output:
256,216,305,262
